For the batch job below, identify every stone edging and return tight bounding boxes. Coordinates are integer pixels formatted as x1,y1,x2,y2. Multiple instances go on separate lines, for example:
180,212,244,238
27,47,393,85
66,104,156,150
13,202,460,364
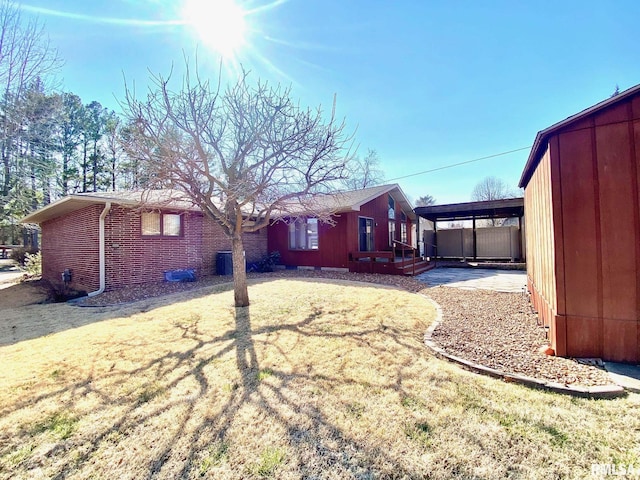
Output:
421,296,626,399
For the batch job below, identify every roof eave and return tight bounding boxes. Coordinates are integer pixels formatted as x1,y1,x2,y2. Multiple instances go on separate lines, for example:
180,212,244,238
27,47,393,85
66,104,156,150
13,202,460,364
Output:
347,184,395,210
350,183,416,220
519,83,640,188
20,196,112,224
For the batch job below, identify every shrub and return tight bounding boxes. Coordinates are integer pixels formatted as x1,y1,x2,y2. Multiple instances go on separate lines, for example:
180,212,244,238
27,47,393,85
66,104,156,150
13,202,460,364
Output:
23,251,42,276
9,246,39,266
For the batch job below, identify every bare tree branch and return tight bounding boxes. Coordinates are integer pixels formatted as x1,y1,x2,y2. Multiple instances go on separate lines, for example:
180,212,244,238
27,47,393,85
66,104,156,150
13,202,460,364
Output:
471,176,520,226
121,63,355,306
341,148,384,190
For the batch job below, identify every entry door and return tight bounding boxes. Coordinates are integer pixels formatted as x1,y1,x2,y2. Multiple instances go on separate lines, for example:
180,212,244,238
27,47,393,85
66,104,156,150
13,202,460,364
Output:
359,217,375,251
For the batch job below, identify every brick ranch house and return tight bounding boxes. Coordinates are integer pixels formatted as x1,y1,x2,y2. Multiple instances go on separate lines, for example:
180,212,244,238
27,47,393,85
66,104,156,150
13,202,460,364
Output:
21,191,267,295
21,183,428,295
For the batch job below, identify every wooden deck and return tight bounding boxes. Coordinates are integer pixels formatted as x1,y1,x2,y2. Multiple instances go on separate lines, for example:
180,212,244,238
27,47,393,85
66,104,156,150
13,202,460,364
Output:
348,251,434,276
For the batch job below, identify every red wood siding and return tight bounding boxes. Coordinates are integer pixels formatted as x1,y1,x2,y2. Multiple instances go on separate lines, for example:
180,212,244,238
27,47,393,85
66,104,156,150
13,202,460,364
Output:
357,193,412,248
524,144,562,351
267,191,413,269
525,92,640,362
41,204,267,292
269,215,351,268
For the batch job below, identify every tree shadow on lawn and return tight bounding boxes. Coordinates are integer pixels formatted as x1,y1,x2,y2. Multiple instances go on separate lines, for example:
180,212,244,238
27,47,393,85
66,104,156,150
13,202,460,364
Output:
0,281,239,347
1,285,436,479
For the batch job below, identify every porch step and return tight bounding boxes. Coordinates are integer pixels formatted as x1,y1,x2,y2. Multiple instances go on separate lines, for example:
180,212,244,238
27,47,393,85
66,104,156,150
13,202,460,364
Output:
348,254,435,276
399,260,434,276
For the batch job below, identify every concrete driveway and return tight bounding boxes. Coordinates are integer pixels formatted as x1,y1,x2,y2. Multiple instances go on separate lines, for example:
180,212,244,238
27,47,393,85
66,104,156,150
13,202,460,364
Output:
0,259,24,289
416,267,527,293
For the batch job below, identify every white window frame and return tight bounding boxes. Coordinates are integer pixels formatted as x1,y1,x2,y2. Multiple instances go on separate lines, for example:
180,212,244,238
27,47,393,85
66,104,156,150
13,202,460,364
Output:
288,217,319,250
388,220,396,247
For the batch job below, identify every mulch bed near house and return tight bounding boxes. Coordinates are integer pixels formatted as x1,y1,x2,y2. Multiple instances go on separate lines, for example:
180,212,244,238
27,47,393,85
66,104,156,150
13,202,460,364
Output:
426,287,613,387
75,270,613,388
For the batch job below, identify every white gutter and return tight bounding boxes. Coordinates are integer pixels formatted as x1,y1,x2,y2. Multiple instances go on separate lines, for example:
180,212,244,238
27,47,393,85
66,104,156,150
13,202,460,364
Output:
88,201,111,297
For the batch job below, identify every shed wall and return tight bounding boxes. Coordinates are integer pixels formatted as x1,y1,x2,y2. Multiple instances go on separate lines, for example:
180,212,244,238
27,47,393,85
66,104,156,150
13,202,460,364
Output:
526,94,640,362
524,145,560,348
554,101,640,362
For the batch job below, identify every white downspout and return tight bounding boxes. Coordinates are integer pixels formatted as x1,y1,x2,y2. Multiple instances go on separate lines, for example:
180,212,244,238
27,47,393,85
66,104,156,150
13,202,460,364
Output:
88,202,111,297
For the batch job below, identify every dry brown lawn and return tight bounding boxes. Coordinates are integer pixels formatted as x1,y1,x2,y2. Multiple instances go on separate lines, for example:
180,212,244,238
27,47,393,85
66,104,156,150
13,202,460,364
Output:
0,278,638,479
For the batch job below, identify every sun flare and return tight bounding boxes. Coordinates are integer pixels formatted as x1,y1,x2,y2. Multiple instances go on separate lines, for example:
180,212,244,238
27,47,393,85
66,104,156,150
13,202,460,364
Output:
181,0,247,57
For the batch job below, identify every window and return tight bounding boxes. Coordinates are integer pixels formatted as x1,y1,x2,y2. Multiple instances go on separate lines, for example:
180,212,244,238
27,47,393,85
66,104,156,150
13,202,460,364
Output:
141,212,182,237
388,220,396,247
141,212,161,235
359,217,374,252
163,214,181,236
388,195,395,220
289,218,319,250
399,212,408,243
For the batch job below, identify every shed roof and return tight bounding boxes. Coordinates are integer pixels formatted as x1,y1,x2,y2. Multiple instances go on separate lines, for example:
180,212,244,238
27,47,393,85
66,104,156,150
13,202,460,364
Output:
519,83,640,188
414,197,524,222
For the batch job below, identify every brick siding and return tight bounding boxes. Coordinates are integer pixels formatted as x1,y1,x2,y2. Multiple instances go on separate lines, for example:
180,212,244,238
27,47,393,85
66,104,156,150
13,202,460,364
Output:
41,203,268,292
42,204,102,292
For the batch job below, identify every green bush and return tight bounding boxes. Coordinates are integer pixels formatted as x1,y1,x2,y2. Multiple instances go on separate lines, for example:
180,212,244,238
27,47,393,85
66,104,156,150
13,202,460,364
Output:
23,251,42,276
9,247,39,266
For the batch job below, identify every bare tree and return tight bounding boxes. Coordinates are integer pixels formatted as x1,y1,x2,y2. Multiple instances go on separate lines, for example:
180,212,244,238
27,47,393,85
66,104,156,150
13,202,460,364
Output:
415,194,436,207
341,148,384,190
610,84,620,97
471,176,518,226
0,0,62,198
471,176,517,202
122,65,354,306
103,111,123,191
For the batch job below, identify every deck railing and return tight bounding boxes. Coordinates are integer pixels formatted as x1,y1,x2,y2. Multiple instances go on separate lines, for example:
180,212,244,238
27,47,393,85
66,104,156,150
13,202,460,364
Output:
349,242,431,276
392,240,418,276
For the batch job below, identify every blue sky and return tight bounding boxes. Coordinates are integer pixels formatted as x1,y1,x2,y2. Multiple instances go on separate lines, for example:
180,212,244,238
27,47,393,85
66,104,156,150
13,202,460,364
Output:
20,0,640,204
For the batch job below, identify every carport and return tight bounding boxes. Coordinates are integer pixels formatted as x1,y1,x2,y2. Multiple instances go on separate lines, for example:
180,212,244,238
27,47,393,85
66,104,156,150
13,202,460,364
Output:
415,198,525,261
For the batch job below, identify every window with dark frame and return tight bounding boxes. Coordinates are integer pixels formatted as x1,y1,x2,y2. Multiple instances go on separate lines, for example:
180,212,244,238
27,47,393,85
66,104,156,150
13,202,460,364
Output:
388,195,395,220
141,212,182,237
400,212,407,243
288,217,319,250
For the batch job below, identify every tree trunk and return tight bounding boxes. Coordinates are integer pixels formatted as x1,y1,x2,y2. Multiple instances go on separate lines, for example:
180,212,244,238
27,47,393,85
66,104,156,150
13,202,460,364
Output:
111,157,116,191
2,147,10,197
92,141,97,192
62,151,68,195
231,233,249,307
82,141,88,193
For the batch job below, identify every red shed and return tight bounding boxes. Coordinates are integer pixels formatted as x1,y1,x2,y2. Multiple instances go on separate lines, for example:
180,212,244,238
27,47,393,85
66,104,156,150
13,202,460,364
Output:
268,184,430,275
519,84,640,362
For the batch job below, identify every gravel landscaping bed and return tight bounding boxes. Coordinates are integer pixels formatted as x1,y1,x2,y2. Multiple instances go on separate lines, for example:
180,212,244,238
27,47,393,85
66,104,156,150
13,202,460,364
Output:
426,287,613,387
75,269,613,388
